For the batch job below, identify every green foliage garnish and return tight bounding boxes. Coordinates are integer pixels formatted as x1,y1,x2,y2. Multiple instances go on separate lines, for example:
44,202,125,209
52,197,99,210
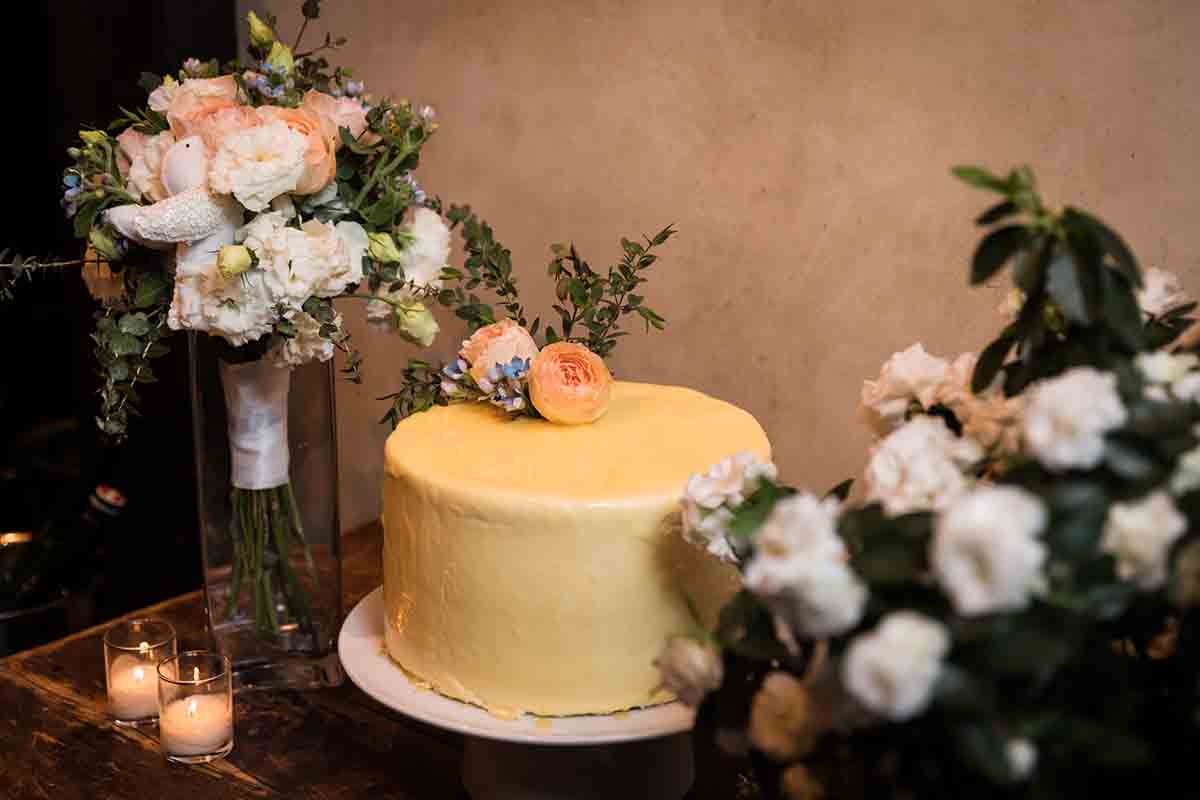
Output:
378,359,446,428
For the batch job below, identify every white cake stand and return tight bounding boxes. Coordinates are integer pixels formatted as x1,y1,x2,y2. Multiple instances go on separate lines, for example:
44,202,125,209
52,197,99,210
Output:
339,587,696,799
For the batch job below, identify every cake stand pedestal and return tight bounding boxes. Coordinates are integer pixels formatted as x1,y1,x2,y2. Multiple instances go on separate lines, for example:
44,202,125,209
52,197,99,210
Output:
340,588,696,800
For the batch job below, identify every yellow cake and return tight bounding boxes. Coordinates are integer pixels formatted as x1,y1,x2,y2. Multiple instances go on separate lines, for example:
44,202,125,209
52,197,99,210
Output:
381,381,770,717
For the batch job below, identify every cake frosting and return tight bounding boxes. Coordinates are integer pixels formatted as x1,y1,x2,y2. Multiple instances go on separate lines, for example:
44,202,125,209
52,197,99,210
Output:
381,381,770,717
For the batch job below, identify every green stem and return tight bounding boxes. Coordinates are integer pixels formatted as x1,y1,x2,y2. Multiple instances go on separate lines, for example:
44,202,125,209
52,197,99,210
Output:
351,144,411,211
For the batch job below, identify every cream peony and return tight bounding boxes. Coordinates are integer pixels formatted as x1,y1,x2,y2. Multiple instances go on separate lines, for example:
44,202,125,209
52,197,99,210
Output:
652,637,723,708
744,493,867,638
842,611,950,721
931,486,1048,615
238,212,366,306
272,309,338,367
865,416,982,515
398,208,451,289
1137,268,1190,318
210,119,308,211
116,128,176,203
1101,491,1187,590
1023,367,1127,471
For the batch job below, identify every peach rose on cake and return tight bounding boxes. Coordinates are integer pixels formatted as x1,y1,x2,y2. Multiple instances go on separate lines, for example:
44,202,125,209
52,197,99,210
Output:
459,319,540,383
257,105,337,195
166,76,240,140
528,342,613,425
302,90,368,147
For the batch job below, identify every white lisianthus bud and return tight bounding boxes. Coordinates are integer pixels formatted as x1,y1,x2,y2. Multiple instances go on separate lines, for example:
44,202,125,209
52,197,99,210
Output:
842,611,949,721
652,636,723,708
1101,491,1187,590
932,486,1048,616
368,231,405,263
217,244,254,279
1022,367,1127,471
393,300,439,347
247,11,275,48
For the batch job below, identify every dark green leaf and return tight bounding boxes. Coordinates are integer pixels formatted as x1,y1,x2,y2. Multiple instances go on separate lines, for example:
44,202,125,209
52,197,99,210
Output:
108,332,141,357
824,478,854,502
117,312,150,336
1067,208,1141,287
132,273,167,309
972,331,1014,393
971,225,1027,285
954,724,1016,784
952,165,1010,194
1046,251,1094,324
975,200,1018,225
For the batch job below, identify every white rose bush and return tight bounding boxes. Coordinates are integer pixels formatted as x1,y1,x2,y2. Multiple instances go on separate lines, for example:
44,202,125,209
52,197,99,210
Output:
661,166,1200,799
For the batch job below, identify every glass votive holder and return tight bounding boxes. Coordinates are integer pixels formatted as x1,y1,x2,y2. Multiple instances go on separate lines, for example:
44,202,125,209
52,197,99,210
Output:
104,618,177,727
157,651,234,764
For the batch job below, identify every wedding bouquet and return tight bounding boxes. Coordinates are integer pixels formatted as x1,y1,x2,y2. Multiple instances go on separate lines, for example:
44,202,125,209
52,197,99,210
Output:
659,166,1200,798
34,4,448,639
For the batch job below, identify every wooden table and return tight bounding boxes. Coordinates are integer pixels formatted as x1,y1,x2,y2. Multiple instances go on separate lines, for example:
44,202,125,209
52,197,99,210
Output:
0,523,751,799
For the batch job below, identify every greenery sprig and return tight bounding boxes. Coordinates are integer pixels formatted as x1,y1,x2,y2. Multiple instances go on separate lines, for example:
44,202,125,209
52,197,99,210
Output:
953,165,1152,395
378,359,445,428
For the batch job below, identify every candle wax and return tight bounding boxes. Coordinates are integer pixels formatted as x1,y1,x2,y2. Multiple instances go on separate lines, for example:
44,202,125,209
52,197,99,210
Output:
160,694,233,756
107,654,158,720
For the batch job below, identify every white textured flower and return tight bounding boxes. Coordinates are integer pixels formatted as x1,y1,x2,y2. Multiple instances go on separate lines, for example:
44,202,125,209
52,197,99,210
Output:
1007,738,1037,780
397,208,451,289
858,344,951,437
842,611,950,721
271,309,338,367
168,261,276,347
681,453,778,564
685,452,779,511
239,213,366,307
652,637,723,708
1137,268,1190,318
1171,445,1200,496
210,119,307,212
865,416,982,515
743,493,866,638
1101,491,1187,590
1022,368,1127,471
1136,351,1200,387
932,486,1048,615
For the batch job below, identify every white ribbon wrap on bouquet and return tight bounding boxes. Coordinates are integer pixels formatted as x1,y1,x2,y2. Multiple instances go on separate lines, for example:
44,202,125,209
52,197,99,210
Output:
219,359,292,490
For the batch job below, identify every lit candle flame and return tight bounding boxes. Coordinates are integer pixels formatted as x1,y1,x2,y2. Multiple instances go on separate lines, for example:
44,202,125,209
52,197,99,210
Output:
138,641,150,653
133,666,145,682
193,667,200,682
186,698,198,717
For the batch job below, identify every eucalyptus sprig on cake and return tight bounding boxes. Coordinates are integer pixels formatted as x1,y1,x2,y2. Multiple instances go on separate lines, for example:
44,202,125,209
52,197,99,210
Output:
659,166,1200,799
379,213,675,427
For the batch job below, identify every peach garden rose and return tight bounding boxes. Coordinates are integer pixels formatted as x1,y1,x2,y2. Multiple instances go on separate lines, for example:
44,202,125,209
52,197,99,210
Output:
459,319,540,383
257,105,337,196
528,342,613,425
166,76,241,140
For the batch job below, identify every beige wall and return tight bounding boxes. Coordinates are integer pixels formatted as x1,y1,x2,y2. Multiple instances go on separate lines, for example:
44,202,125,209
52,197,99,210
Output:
243,0,1200,531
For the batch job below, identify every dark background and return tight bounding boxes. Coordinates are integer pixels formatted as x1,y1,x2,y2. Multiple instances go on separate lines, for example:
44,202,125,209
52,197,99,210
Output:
2,1,237,647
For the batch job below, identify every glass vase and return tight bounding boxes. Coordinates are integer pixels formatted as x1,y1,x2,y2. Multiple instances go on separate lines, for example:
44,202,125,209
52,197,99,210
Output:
187,332,344,691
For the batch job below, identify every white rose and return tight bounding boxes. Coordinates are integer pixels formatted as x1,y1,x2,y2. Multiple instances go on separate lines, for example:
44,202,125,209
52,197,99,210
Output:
858,343,951,437
652,637,723,708
272,309,337,367
744,493,866,637
932,486,1048,615
1101,491,1187,590
1022,367,1127,471
1170,445,1200,496
210,119,307,212
865,416,982,516
1137,268,1190,318
398,207,451,289
842,611,950,721
1136,351,1200,386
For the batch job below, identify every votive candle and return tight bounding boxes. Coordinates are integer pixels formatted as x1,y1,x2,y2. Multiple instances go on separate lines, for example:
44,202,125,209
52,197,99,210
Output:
104,618,176,727
157,651,234,764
